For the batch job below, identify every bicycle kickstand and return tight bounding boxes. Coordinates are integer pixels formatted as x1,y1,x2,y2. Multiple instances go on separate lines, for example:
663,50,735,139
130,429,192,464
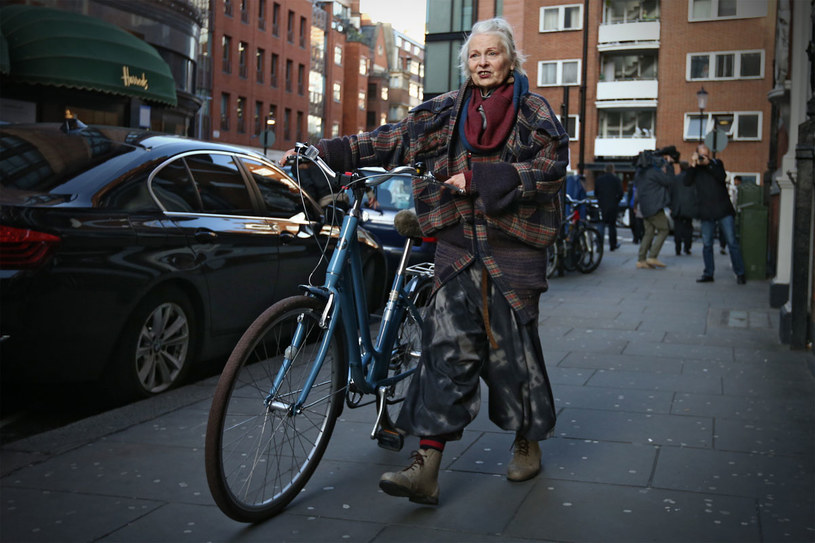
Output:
371,386,405,451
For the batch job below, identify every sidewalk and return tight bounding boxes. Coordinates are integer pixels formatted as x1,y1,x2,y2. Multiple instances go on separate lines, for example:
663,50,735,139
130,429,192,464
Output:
2,237,813,543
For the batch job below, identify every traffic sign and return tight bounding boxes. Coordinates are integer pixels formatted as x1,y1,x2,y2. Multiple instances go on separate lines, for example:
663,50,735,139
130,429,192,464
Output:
705,129,728,153
260,130,276,147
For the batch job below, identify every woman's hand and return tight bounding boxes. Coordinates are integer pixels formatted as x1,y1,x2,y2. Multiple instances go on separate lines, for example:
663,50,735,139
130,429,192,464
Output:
279,148,297,166
445,172,467,193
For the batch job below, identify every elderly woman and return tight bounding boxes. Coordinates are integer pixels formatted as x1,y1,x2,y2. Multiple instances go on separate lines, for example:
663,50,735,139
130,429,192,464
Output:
283,17,568,505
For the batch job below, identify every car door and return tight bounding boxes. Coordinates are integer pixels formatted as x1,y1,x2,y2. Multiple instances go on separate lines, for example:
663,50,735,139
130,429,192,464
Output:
236,156,327,299
151,152,280,337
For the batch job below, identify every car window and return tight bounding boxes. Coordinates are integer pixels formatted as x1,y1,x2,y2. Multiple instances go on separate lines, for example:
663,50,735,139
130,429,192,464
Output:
151,159,201,212
239,157,317,218
100,172,159,211
185,153,254,215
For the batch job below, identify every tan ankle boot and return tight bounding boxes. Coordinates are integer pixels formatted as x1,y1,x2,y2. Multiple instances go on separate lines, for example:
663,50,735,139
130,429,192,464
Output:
507,436,541,482
379,449,441,505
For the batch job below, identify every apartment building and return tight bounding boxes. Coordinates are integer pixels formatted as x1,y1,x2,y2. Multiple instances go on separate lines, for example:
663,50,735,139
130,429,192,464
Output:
426,0,775,187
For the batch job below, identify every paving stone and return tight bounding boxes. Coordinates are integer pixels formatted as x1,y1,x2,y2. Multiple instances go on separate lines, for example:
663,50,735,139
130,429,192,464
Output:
587,369,724,394
672,392,814,423
623,340,734,361
559,351,684,374
555,384,674,414
714,417,814,456
653,446,813,499
758,496,815,543
0,487,162,543
507,479,760,542
556,407,712,447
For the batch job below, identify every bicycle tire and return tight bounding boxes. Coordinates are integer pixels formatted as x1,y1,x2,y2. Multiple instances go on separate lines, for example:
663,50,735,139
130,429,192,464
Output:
546,243,559,278
381,277,433,421
578,225,603,273
205,295,346,522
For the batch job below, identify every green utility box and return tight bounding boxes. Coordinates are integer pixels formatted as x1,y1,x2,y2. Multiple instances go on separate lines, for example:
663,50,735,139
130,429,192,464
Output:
738,202,768,280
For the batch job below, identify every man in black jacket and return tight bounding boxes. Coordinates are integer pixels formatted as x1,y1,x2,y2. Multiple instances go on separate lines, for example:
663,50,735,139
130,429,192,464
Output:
684,144,746,284
594,164,624,251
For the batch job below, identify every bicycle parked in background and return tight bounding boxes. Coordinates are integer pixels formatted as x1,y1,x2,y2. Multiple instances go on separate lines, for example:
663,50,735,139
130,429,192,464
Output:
547,194,603,277
205,144,436,522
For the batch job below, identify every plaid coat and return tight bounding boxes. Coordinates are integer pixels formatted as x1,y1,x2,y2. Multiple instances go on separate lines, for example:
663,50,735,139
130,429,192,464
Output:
320,76,569,323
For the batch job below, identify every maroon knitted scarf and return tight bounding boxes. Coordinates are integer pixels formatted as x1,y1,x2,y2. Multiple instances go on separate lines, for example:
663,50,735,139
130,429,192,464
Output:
463,82,515,152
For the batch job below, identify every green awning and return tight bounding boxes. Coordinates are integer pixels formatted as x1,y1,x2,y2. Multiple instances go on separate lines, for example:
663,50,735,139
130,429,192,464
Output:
0,5,177,106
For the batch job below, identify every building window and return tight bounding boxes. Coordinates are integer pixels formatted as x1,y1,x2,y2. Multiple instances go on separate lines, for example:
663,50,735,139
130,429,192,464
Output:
683,111,762,141
268,104,277,137
240,0,248,23
603,0,659,24
224,0,233,17
272,2,280,36
331,122,340,137
358,91,366,110
258,0,266,30
359,57,368,76
557,114,579,140
222,35,232,73
236,96,246,133
220,92,230,130
599,110,655,138
689,0,767,21
687,50,764,80
380,113,387,126
287,10,295,43
254,101,263,135
334,45,342,65
601,53,657,81
284,108,292,140
333,82,341,102
270,53,278,87
381,86,389,101
238,41,248,78
256,48,265,83
298,64,305,95
729,172,759,185
537,59,580,86
300,16,307,48
285,59,293,92
296,111,304,141
540,4,582,32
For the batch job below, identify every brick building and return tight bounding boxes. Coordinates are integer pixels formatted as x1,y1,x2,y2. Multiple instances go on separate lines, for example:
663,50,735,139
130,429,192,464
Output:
426,0,775,189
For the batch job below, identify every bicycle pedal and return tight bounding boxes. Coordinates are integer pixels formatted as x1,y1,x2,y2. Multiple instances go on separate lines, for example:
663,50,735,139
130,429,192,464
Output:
374,428,404,451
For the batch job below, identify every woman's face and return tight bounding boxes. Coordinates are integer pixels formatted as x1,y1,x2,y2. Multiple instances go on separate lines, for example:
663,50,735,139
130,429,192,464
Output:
467,33,512,91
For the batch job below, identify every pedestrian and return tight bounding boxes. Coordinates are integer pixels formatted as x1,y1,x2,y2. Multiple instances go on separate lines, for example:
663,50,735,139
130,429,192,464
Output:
281,17,567,505
594,164,624,251
684,143,746,284
670,161,697,255
633,146,677,269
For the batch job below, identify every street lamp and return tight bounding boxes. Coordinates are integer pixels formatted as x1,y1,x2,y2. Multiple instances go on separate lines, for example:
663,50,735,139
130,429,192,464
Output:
263,114,276,156
696,86,708,142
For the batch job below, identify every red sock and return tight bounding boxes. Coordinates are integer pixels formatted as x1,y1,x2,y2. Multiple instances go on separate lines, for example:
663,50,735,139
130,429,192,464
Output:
419,438,445,452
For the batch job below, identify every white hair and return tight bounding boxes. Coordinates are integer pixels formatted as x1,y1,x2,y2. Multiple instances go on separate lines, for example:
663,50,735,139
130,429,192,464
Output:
458,17,527,79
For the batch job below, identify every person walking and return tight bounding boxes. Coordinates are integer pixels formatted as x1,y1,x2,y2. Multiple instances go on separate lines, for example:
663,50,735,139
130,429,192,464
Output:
633,146,677,269
594,164,624,251
684,143,746,284
670,161,697,255
282,17,567,505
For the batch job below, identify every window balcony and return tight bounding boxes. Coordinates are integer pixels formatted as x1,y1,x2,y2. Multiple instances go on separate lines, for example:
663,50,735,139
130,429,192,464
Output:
597,21,660,51
594,136,657,158
596,79,658,101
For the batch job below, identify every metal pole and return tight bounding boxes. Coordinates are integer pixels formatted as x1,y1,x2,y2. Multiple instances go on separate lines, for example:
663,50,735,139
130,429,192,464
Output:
699,108,704,142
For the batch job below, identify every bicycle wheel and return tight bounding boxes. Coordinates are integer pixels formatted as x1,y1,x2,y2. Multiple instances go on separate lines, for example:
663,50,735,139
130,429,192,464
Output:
578,225,603,273
205,295,346,522
382,277,433,420
546,243,559,278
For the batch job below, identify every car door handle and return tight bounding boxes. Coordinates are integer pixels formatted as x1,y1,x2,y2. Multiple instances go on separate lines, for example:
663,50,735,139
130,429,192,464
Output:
194,229,218,243
280,231,296,244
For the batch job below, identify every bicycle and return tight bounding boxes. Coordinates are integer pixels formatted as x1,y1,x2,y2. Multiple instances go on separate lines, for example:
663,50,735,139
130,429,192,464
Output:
546,194,603,277
204,144,437,522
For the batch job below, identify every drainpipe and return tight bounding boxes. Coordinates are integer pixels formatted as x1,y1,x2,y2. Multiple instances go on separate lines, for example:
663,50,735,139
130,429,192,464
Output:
578,0,589,175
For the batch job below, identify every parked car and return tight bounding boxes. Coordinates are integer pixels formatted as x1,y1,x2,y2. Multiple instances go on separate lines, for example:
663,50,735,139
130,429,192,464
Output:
0,123,387,400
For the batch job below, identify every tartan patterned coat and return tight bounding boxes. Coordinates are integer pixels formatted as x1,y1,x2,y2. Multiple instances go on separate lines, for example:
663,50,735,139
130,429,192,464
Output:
319,75,569,323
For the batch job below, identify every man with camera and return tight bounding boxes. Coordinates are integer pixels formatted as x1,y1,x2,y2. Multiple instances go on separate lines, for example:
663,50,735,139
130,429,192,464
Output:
684,143,746,284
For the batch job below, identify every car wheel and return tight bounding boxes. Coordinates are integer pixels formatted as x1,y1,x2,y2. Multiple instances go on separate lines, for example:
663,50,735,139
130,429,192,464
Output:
105,287,197,400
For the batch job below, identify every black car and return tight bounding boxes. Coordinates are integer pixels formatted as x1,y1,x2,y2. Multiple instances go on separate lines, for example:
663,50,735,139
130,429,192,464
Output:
0,123,386,399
